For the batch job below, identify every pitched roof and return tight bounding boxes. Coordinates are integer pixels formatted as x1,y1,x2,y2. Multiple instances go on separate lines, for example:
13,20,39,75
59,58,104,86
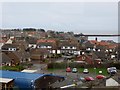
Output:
89,40,110,46
83,41,94,48
59,40,78,47
2,44,17,49
30,48,49,55
90,40,98,44
76,54,94,64
8,52,20,63
95,45,105,50
37,42,53,46
6,39,13,44
99,41,109,46
94,51,107,59
0,52,11,64
37,39,56,44
107,44,117,49
26,38,37,44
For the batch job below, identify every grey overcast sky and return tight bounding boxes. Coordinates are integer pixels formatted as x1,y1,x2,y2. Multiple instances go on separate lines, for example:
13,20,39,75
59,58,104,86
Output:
2,2,118,35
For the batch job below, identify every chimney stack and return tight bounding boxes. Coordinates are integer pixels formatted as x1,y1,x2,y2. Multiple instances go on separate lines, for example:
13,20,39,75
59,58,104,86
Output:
95,37,97,41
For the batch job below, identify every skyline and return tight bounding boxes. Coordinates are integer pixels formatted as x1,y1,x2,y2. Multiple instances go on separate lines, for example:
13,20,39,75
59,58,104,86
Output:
2,2,118,34
1,28,119,43
1,2,119,42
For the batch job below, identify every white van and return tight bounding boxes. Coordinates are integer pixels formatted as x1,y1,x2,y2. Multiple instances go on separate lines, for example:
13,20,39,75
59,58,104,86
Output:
107,67,117,74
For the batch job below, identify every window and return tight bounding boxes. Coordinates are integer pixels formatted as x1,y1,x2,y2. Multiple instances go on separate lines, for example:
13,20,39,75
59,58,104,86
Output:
93,48,96,51
47,46,52,48
13,48,16,51
72,47,76,49
67,46,70,49
98,49,100,52
82,56,86,60
9,48,16,51
87,48,91,51
62,46,65,49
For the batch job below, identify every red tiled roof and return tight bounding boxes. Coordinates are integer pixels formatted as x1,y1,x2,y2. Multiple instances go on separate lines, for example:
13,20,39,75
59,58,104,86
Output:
89,40,110,46
98,41,109,46
107,44,117,49
89,40,99,45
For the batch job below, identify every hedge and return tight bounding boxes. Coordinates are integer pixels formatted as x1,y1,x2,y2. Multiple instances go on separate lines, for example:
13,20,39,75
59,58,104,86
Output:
47,62,113,69
110,62,120,69
1,65,25,71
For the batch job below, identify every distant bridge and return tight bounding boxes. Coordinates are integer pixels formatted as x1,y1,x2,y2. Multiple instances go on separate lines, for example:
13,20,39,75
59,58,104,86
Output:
74,34,120,37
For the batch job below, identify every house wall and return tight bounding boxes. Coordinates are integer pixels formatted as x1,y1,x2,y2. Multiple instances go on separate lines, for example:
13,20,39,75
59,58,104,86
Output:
77,55,94,64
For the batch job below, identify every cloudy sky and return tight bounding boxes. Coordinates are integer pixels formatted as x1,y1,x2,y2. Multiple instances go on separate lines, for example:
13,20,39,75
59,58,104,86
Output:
1,2,118,41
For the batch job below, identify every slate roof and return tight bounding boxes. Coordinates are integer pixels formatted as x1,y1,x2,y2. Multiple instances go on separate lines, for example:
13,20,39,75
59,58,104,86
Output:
2,44,17,49
0,52,11,64
37,39,56,44
94,51,107,59
37,42,53,46
26,37,37,44
83,41,94,48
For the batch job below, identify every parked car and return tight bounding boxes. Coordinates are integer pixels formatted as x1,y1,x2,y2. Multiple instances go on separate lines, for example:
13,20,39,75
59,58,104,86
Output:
96,75,106,79
83,69,89,74
107,67,117,74
85,76,94,81
79,77,85,82
72,68,78,73
66,67,71,72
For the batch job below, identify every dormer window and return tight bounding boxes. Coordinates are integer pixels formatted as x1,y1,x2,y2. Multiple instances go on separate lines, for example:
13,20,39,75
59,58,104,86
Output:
98,49,100,52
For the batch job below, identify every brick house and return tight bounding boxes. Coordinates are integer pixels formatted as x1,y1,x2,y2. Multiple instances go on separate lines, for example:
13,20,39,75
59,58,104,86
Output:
76,54,94,64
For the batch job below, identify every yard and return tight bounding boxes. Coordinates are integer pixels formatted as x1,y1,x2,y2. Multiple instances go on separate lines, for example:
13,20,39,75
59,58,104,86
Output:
79,68,108,75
